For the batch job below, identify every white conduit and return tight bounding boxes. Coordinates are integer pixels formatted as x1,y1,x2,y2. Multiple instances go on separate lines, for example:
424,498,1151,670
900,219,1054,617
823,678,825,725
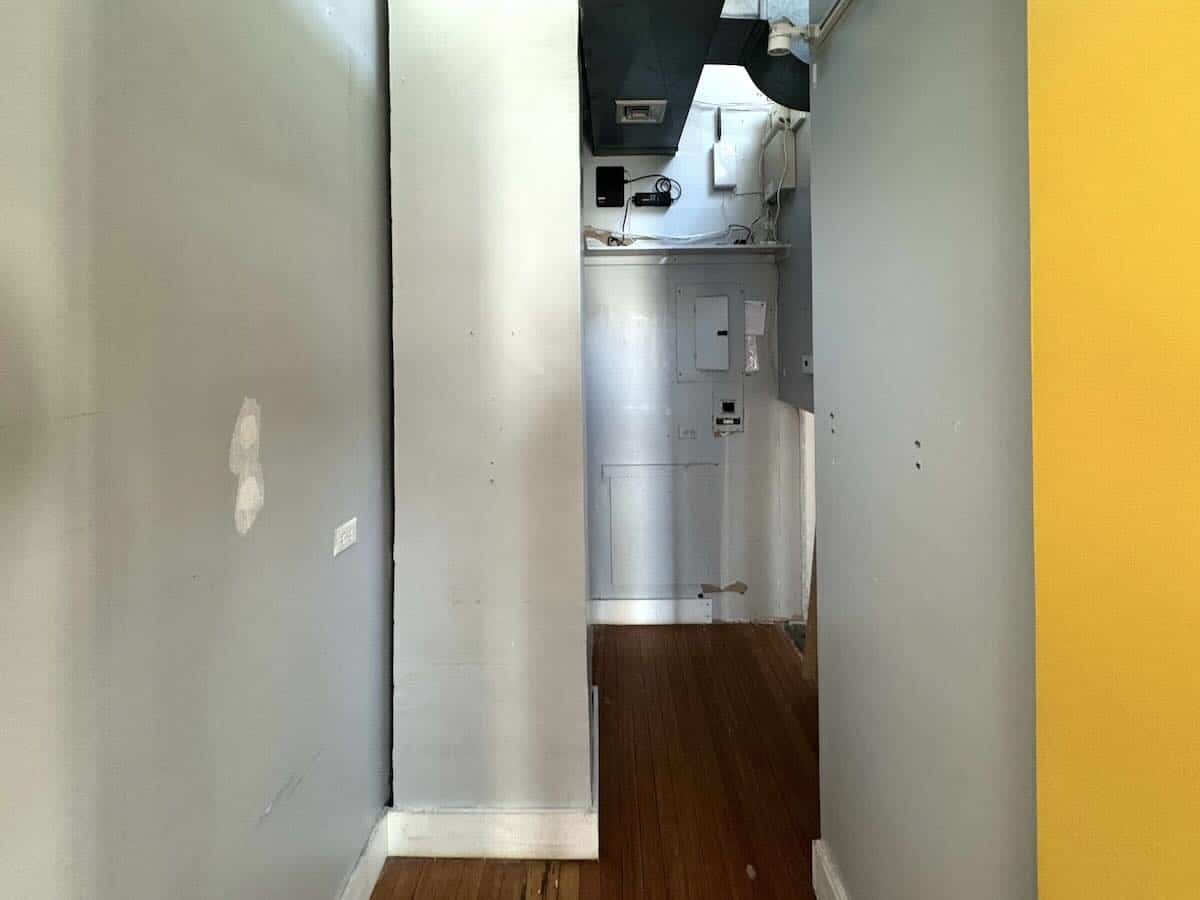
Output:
810,0,857,52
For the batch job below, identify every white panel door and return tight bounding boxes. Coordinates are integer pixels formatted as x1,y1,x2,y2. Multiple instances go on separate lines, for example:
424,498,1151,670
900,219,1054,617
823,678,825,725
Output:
694,295,730,371
608,465,719,591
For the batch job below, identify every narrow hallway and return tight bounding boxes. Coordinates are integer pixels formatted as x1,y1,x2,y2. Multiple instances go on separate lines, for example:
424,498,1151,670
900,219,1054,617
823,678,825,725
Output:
372,625,819,899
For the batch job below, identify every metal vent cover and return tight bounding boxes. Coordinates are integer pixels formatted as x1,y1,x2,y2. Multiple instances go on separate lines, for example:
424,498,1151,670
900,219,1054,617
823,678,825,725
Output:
616,99,669,124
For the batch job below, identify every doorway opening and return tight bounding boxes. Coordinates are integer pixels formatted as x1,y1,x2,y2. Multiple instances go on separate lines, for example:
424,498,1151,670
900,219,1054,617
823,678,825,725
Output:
580,62,821,897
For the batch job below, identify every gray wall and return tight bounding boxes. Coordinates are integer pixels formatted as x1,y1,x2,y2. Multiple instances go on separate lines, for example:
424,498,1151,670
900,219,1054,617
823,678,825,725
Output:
778,123,814,411
1,2,393,898
809,1,1035,898
388,0,593,810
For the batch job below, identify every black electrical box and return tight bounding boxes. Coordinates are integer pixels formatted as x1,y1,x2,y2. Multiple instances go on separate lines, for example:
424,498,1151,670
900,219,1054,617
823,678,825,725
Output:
596,166,625,208
633,191,672,207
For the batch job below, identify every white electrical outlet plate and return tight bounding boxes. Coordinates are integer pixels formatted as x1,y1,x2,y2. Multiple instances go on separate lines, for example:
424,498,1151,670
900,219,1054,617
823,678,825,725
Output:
333,517,358,557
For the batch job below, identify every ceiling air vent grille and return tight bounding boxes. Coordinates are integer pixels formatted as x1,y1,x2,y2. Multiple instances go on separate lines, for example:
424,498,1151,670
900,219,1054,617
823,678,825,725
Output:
616,99,668,124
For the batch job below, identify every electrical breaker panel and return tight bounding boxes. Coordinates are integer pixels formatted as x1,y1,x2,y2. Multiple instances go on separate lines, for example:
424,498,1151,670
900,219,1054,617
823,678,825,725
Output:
694,295,731,371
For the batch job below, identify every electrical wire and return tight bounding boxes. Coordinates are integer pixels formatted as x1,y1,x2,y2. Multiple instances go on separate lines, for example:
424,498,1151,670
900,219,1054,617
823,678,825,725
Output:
599,171,753,246
720,186,766,243
724,224,753,245
747,201,770,241
591,222,758,247
772,126,790,236
623,172,682,202
751,123,792,243
615,172,683,241
611,224,753,244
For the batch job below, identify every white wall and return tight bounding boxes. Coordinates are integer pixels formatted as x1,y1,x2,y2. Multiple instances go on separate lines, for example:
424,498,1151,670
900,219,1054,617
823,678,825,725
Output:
388,0,593,811
581,69,810,621
584,257,809,620
582,66,781,241
777,123,814,411
1,2,392,898
775,121,816,606
809,1,1036,898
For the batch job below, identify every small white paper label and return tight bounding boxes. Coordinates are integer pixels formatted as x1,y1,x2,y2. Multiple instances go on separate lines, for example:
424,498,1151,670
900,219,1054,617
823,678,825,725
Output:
745,300,768,337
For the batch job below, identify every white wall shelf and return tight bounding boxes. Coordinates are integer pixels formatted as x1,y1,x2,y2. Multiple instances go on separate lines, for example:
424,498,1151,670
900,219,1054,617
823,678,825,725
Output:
580,243,787,264
585,242,789,259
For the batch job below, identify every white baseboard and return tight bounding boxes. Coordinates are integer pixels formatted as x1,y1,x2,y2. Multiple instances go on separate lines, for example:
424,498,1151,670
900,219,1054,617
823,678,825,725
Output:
337,811,389,900
812,840,852,900
386,807,599,860
589,597,712,624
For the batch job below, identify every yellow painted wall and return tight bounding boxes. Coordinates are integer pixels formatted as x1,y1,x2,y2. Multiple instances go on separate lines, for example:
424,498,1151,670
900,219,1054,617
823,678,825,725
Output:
1029,2,1200,896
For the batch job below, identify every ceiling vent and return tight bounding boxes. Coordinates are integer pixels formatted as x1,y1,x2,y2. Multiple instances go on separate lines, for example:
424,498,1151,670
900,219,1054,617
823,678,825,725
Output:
581,0,810,156
616,100,669,124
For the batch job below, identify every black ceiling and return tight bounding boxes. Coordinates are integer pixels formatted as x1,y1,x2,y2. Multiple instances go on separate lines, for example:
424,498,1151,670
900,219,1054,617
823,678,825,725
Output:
580,0,810,157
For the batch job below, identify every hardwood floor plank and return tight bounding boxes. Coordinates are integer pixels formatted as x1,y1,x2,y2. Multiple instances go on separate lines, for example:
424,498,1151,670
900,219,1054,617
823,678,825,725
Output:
744,628,821,857
611,629,647,899
624,629,669,900
557,863,580,900
475,861,527,900
373,859,429,900
414,860,467,900
692,628,793,898
665,629,758,900
522,862,547,900
545,861,562,900
751,625,820,759
452,859,487,900
370,626,820,900
701,628,815,897
649,629,736,900
636,628,696,900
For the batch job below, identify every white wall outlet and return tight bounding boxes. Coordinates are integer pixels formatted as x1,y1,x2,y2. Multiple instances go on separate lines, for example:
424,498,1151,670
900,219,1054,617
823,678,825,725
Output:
333,517,358,557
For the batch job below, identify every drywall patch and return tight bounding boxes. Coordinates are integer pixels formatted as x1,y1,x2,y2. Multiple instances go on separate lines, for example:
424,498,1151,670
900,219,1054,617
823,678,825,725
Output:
229,398,264,535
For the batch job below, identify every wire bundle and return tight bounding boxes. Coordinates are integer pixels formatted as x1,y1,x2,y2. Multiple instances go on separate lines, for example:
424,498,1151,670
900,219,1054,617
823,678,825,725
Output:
619,173,683,238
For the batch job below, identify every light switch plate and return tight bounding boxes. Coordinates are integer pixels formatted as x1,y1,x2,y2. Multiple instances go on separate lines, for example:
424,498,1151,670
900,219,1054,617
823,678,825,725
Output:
333,517,358,557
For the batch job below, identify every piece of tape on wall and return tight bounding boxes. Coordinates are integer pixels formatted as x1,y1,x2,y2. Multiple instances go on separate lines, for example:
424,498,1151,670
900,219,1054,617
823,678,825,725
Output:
229,397,264,535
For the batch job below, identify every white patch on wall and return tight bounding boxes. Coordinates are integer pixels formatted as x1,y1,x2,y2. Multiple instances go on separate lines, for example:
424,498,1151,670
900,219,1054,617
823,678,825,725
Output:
229,397,265,535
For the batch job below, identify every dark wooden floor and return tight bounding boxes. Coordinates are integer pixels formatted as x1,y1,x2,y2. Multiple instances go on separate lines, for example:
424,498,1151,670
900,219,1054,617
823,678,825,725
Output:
372,625,820,900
